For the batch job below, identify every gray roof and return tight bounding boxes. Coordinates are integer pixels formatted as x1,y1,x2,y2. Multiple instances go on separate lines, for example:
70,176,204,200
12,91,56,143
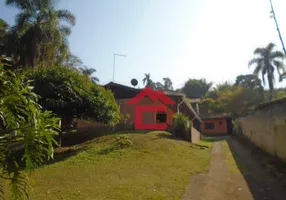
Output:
200,113,232,120
254,97,286,110
182,98,203,123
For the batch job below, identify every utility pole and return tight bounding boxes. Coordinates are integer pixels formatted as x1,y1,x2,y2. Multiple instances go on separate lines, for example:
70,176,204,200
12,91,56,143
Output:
269,0,286,55
113,53,127,81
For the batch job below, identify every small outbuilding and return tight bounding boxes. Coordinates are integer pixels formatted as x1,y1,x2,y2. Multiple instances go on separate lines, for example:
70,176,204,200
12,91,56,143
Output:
200,114,232,136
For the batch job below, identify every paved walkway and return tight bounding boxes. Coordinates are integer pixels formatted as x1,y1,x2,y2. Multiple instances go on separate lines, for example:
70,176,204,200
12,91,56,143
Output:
183,137,286,200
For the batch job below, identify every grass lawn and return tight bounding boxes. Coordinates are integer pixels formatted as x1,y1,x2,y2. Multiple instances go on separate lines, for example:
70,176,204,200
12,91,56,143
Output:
21,131,213,200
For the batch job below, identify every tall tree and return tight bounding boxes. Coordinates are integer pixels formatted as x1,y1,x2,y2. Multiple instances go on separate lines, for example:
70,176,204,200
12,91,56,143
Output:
5,0,75,67
248,43,285,100
181,78,213,98
234,74,263,90
79,66,99,83
142,73,155,89
162,77,173,90
155,82,164,90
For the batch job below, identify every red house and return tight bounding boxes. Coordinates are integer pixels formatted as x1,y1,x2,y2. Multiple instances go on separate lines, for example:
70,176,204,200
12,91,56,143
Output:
77,82,202,134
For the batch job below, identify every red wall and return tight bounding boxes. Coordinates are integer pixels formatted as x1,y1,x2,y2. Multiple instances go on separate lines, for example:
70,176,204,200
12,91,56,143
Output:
200,118,228,135
77,97,176,130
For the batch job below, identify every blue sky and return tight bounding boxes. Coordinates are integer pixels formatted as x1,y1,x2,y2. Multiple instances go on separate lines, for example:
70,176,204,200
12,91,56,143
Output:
1,0,286,89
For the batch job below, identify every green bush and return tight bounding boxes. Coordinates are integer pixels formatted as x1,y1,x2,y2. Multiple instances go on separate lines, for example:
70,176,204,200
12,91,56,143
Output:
114,135,133,148
232,118,242,135
173,113,191,140
0,64,60,199
25,66,120,145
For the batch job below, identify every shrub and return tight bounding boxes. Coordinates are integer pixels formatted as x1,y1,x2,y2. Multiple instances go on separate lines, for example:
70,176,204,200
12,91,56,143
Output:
173,113,191,140
25,66,120,146
114,135,133,148
0,64,60,199
232,118,242,135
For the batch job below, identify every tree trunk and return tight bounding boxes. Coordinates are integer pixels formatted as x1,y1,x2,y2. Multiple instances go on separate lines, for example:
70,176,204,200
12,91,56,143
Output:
59,116,73,148
58,131,62,148
267,74,274,100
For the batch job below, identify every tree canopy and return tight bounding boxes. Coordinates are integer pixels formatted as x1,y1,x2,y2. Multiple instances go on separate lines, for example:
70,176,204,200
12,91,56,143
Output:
3,0,76,68
26,66,120,130
142,73,155,89
154,77,173,91
234,74,263,90
181,78,213,98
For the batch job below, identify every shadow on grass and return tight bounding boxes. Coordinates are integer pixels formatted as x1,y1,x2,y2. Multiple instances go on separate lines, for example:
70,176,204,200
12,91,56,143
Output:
46,145,89,165
60,129,148,147
225,136,286,199
191,136,225,150
47,129,147,164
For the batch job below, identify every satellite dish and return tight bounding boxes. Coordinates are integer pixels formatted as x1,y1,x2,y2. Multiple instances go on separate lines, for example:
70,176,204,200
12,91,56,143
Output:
131,79,138,87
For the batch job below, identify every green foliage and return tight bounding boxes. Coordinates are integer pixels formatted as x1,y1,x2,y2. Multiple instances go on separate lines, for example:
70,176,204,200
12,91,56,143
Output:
173,113,191,140
0,18,9,56
205,81,233,99
201,85,264,117
232,118,242,135
216,81,233,92
0,64,59,199
153,77,174,91
26,132,212,200
120,114,131,128
142,73,156,89
4,0,75,68
181,78,213,98
234,74,263,90
276,88,286,99
114,135,133,148
79,66,99,83
200,98,224,114
155,82,164,90
26,66,120,130
265,87,286,100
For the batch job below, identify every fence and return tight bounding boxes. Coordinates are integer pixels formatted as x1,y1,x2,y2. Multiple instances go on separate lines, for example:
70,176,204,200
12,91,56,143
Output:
239,98,286,161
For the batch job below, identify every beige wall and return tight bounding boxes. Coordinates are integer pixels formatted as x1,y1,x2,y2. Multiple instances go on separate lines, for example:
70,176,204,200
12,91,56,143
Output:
239,101,286,161
191,127,201,144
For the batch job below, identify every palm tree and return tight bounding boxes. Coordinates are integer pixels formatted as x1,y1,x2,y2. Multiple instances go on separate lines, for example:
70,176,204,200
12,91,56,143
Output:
142,73,155,89
162,77,173,90
79,66,99,83
248,43,285,100
5,0,75,68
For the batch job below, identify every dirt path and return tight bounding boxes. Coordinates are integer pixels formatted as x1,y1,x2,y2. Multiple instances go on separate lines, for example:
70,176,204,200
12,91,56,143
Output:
183,137,286,200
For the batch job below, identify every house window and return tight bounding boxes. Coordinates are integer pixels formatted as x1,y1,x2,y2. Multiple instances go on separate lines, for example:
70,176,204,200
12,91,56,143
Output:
156,112,167,123
205,123,215,130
